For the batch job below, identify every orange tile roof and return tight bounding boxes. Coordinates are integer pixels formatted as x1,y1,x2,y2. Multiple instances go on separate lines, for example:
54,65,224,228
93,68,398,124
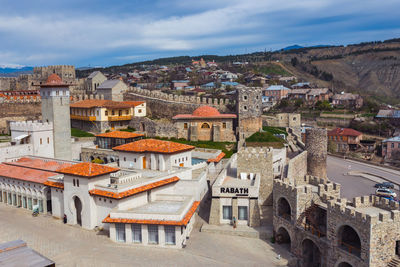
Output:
38,73,72,87
112,139,195,154
0,164,57,184
5,157,74,172
207,152,225,163
122,101,145,107
57,162,119,178
89,176,179,199
102,201,200,226
70,99,132,109
96,131,144,139
43,180,64,189
328,128,362,137
173,105,236,120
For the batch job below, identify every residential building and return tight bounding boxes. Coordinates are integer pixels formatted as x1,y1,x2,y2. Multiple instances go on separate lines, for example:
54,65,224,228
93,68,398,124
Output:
171,80,190,90
96,131,144,150
328,128,363,152
263,85,291,101
70,99,146,133
382,136,400,161
288,88,331,105
332,93,363,109
172,106,237,142
96,79,128,102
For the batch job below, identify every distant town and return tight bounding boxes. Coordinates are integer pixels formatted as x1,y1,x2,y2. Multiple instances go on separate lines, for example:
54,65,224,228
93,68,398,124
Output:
1,55,400,267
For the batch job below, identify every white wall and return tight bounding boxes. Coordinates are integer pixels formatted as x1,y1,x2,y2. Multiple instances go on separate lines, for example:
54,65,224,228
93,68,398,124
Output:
50,187,64,218
119,151,192,171
133,103,146,117
0,144,33,162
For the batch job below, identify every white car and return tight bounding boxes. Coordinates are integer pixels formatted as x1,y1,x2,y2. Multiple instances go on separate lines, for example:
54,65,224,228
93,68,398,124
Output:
375,188,397,198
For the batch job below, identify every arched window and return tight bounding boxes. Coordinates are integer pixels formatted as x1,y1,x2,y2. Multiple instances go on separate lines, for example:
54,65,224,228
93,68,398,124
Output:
201,123,210,129
338,225,361,257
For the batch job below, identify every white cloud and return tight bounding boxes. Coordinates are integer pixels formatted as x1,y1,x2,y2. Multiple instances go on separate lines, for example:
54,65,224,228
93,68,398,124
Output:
0,0,399,65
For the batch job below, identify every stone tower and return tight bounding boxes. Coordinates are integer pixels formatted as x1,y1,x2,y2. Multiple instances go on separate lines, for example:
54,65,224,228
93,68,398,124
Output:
39,74,72,160
236,87,263,140
305,128,327,179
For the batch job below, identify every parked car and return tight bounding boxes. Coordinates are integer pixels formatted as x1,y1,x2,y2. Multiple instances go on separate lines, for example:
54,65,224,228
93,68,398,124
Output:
374,182,395,189
376,188,397,198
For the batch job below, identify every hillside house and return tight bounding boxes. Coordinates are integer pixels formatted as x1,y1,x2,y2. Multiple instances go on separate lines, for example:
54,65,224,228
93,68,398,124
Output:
332,93,363,109
328,128,363,152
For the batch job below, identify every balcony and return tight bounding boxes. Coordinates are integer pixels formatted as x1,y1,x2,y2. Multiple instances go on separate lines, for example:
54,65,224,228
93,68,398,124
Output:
71,114,96,121
108,115,132,121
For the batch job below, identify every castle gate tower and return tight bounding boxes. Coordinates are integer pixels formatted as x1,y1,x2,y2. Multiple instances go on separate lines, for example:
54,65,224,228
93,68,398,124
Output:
305,128,327,179
39,74,72,160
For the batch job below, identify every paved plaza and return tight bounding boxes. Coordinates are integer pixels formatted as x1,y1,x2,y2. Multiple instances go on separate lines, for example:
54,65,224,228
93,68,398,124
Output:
0,204,292,266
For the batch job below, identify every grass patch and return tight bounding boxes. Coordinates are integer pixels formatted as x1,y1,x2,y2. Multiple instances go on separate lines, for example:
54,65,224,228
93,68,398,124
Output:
71,128,95,137
262,126,288,136
245,132,286,148
152,137,236,158
321,110,354,115
253,63,291,76
120,127,136,132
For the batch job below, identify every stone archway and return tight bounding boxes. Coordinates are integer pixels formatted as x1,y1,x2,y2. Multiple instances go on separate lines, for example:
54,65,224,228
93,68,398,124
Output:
74,196,83,226
276,227,291,251
338,262,352,267
277,197,291,221
337,225,361,257
302,238,322,267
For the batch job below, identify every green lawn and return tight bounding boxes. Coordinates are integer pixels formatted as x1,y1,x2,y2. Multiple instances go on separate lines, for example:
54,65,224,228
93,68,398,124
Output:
254,64,291,76
152,137,236,158
262,126,288,136
245,131,286,148
71,128,95,137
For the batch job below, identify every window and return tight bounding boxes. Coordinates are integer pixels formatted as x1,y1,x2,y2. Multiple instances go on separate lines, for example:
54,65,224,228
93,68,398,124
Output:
56,91,59,96
119,110,122,116
105,111,108,116
73,179,76,186
138,109,142,113
398,143,400,148
238,206,248,220
222,122,226,129
47,137,49,144
148,225,159,244
97,111,99,116
40,138,42,145
184,123,188,129
392,143,395,148
222,206,232,220
125,110,129,115
76,179,79,187
165,226,176,245
124,157,126,161
116,224,126,242
243,105,247,110
132,224,142,243
243,95,248,101
201,123,210,129
112,110,115,116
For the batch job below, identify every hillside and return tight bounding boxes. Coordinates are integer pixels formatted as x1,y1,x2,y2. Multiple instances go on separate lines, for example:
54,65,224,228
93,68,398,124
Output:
77,38,400,103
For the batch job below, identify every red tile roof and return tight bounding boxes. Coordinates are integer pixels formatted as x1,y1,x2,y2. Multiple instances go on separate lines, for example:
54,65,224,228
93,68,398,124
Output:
5,157,74,172
96,131,144,139
207,152,225,163
173,105,236,119
57,162,119,178
43,180,64,189
112,139,195,154
0,164,57,184
38,74,71,87
102,201,199,226
121,101,145,107
328,128,362,137
89,176,179,199
70,99,132,109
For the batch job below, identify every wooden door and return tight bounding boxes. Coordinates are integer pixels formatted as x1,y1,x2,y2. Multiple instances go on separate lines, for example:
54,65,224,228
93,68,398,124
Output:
143,156,146,169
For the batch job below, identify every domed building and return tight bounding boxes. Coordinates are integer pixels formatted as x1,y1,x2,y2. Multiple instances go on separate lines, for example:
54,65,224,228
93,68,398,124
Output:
172,106,237,142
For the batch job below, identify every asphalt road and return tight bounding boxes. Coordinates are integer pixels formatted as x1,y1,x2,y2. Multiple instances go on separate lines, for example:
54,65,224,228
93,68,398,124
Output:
327,155,400,199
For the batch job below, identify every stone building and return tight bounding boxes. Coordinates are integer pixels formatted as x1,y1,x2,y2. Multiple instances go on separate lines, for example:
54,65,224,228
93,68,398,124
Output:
96,79,128,102
33,65,76,83
236,87,263,140
328,128,363,153
382,136,400,161
264,113,301,129
172,106,237,142
38,74,72,160
306,128,327,179
85,71,107,93
209,146,275,227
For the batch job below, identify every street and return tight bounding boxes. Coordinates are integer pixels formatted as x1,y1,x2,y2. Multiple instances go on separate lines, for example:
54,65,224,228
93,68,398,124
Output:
327,156,400,199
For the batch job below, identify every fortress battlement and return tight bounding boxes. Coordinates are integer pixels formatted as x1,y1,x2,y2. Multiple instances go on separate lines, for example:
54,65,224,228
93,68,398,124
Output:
10,120,53,132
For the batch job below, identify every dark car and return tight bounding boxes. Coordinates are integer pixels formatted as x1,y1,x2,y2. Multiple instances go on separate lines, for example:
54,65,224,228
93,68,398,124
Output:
374,182,395,189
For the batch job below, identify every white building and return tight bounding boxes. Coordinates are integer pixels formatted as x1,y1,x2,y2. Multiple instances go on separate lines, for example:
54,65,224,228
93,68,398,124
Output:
0,139,208,249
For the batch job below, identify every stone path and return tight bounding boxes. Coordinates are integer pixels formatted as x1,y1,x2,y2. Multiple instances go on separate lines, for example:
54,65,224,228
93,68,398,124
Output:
0,204,292,266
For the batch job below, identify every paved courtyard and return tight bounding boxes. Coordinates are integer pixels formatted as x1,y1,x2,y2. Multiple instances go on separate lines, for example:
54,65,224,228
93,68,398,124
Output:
0,204,292,266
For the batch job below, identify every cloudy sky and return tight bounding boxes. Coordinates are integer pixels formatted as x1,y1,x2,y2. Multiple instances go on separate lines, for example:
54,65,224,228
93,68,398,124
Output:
1,0,400,67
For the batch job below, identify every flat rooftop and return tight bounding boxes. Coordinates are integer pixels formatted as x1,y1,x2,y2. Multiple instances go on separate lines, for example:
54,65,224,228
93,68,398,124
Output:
128,201,186,215
222,176,254,187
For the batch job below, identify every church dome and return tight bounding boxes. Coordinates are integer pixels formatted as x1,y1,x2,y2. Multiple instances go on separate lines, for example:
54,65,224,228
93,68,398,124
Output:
192,106,221,117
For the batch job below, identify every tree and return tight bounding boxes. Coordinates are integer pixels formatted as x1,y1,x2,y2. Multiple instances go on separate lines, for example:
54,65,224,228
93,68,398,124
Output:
291,57,298,67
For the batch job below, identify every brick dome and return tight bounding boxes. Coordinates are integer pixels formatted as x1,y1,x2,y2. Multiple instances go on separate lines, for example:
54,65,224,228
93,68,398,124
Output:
192,106,221,117
45,74,63,85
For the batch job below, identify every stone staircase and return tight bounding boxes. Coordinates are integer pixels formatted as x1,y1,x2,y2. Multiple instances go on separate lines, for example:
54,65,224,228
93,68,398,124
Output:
388,256,400,267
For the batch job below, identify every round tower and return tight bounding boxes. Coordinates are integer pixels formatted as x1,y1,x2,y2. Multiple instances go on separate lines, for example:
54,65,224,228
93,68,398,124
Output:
305,128,327,179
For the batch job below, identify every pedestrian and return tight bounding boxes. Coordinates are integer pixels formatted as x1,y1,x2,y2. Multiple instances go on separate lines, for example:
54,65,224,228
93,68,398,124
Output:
63,214,67,224
232,216,237,229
